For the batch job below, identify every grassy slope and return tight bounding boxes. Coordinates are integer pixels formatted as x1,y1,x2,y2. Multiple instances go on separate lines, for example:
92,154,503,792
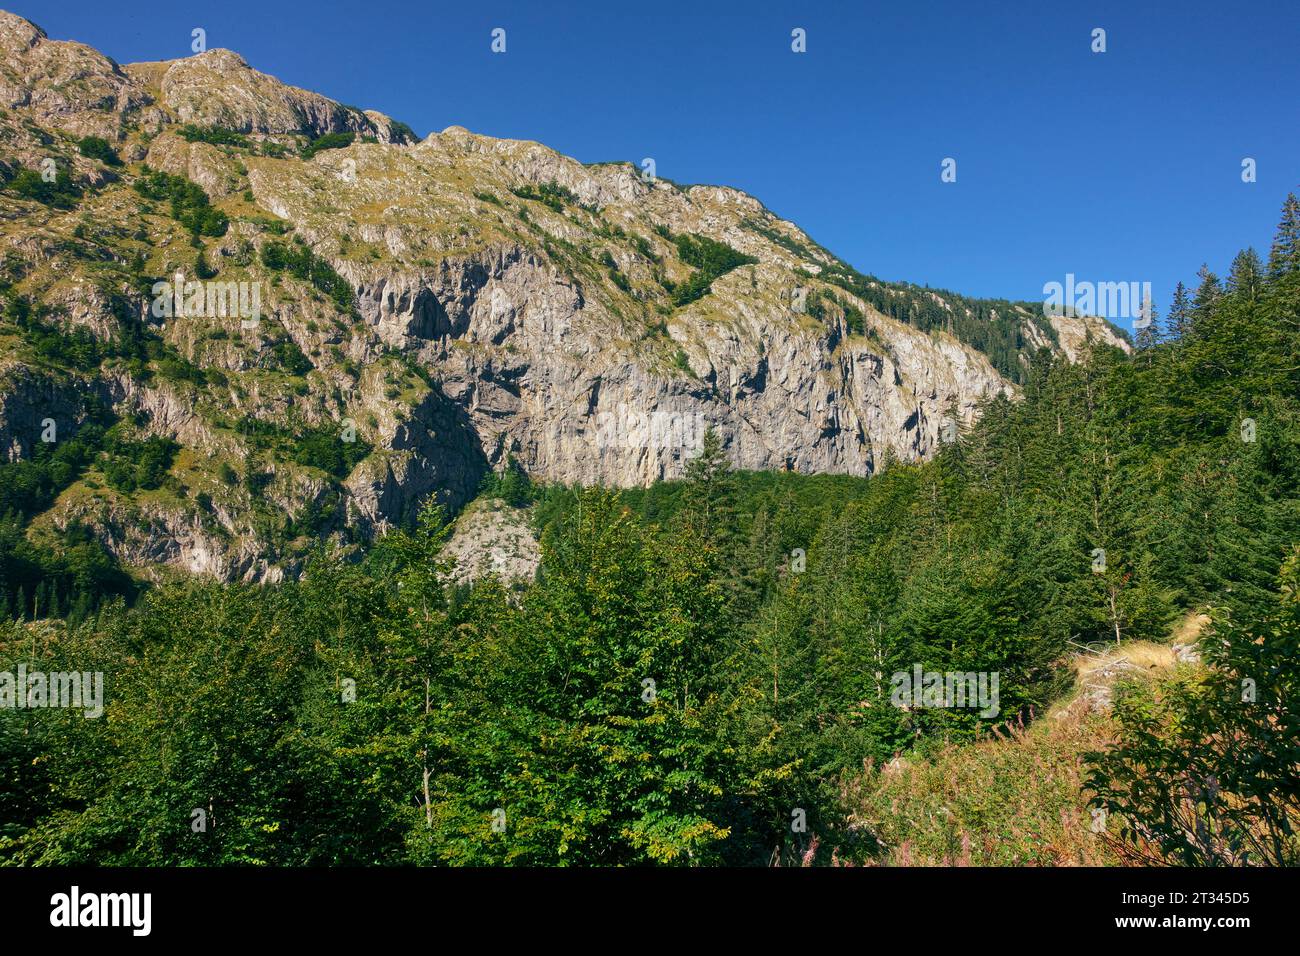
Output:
841,623,1204,866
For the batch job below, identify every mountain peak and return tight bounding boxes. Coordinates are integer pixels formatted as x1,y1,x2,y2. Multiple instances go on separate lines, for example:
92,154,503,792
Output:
0,10,1126,583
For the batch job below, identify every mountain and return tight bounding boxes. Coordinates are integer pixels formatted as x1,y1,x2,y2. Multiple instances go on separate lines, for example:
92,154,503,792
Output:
0,10,1127,584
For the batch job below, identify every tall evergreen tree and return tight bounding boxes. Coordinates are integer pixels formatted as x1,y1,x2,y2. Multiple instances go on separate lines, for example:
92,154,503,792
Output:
1166,280,1192,341
1227,247,1264,302
1134,293,1159,358
1188,264,1222,338
1267,192,1300,279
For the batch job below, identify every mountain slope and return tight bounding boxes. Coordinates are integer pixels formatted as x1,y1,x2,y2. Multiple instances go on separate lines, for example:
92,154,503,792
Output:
0,10,1127,584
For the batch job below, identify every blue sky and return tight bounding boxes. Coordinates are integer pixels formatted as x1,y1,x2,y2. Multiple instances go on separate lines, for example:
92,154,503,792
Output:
14,0,1300,321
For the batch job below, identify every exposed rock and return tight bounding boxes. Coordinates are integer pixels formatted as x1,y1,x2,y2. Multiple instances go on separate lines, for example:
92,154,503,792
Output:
441,498,540,585
0,11,1132,583
129,48,413,142
0,10,155,139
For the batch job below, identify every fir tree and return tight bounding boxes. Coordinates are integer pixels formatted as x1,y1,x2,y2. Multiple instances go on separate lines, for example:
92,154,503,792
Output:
1267,192,1300,279
1227,247,1264,302
1134,292,1159,357
1188,264,1222,338
1166,281,1192,341
681,426,739,553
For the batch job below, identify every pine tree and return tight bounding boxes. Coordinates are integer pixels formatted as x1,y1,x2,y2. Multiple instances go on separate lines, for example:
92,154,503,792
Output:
1227,247,1264,302
1267,192,1300,279
1188,264,1222,338
1167,281,1192,340
1134,292,1159,357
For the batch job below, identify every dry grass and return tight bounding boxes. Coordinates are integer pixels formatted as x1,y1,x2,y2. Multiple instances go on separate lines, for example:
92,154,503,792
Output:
1073,641,1176,681
842,710,1124,866
840,622,1205,866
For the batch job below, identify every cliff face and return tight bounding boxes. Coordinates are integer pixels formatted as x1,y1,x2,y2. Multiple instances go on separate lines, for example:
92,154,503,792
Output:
0,11,1129,582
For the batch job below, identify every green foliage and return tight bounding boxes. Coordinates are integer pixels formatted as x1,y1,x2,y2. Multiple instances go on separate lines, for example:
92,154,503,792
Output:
842,302,866,335
4,287,186,383
510,180,580,213
478,455,536,507
270,338,313,376
1088,551,1300,865
665,232,757,306
3,168,82,209
290,424,370,478
100,428,178,494
76,136,121,166
133,168,228,237
1,197,1297,869
235,415,368,481
813,258,1070,385
388,120,418,143
0,518,136,624
260,240,355,313
176,124,251,148
0,421,107,519
194,248,217,280
301,131,354,160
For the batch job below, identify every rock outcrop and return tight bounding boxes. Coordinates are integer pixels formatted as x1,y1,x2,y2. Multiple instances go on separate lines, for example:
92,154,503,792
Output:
0,10,1131,582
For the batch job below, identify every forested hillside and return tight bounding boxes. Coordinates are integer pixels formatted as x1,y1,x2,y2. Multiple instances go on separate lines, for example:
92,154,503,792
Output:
2,197,1298,866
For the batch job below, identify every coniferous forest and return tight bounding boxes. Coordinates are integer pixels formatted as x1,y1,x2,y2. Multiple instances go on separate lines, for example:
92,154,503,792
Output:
3,197,1297,868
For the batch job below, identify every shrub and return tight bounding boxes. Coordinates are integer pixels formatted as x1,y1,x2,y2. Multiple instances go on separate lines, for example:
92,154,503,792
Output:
134,169,228,237
177,124,251,148
301,132,354,160
77,136,121,166
4,169,82,209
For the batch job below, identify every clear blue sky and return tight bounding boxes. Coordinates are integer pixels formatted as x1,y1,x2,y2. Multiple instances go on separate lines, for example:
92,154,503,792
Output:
14,0,1300,317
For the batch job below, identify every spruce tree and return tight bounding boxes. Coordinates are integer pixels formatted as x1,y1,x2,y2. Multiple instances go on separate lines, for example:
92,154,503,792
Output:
1227,247,1264,302
1267,192,1300,279
1167,281,1192,341
1134,293,1159,358
1188,264,1222,338
680,426,739,558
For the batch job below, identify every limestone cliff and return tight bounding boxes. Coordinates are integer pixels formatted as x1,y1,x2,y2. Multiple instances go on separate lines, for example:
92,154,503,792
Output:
0,10,1129,582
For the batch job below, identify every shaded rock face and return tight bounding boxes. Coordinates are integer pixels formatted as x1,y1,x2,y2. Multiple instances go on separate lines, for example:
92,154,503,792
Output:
0,362,98,461
342,232,1010,488
0,9,1130,582
344,382,489,537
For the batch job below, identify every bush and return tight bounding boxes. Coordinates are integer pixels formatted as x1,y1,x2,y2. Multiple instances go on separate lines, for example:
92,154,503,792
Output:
4,169,82,209
134,169,228,237
510,180,579,213
271,338,313,376
101,430,178,494
301,132,354,160
291,424,370,478
260,240,354,313
77,136,121,166
177,124,251,148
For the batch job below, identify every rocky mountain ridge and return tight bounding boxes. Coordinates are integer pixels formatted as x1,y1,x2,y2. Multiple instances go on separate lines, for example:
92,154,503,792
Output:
0,10,1129,583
